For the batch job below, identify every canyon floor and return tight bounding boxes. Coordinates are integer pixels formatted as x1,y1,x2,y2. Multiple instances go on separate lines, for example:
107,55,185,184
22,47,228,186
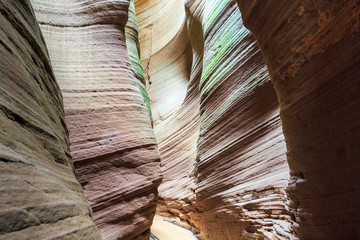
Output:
151,215,198,240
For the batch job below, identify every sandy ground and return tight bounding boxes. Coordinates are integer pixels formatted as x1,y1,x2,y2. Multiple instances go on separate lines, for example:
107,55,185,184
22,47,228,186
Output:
150,215,198,240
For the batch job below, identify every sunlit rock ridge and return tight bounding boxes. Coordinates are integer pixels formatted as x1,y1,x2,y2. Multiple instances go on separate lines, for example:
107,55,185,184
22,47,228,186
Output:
0,0,359,240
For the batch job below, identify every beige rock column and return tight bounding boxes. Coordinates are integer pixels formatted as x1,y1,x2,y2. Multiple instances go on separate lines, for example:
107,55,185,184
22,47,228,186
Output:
30,0,162,239
153,0,204,230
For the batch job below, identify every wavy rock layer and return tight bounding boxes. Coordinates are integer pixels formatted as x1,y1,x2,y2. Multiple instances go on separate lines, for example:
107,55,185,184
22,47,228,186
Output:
154,0,203,226
135,0,192,124
237,1,360,239
152,0,294,239
30,0,161,239
195,0,292,239
0,1,101,239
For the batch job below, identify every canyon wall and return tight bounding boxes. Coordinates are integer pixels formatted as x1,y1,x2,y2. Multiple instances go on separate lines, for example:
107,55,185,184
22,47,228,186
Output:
0,1,101,239
147,0,360,238
30,0,161,239
150,0,295,239
236,1,360,239
195,0,292,239
154,0,203,230
126,0,152,123
135,0,192,124
2,0,359,239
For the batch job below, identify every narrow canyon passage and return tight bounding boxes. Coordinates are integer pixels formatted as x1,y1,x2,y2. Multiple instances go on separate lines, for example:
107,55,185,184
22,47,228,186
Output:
136,0,292,238
0,0,359,240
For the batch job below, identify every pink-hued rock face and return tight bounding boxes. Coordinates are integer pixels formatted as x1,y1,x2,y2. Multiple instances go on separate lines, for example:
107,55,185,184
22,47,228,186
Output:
194,0,292,238
0,1,101,239
236,0,360,239
149,0,294,238
140,0,360,239
29,0,162,239
2,0,360,239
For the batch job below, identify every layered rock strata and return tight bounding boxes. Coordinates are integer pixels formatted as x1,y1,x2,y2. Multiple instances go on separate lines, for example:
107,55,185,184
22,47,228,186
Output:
237,1,360,239
135,0,192,124
0,1,101,239
151,0,360,239
151,0,294,239
194,0,293,239
195,0,292,238
154,0,204,228
30,0,162,239
2,0,359,239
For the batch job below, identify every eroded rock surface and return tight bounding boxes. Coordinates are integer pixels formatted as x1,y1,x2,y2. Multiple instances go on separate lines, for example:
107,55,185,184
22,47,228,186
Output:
2,0,359,239
194,0,292,239
151,0,294,239
237,1,360,239
135,0,192,124
0,1,101,239
154,0,203,227
153,0,360,238
30,0,162,239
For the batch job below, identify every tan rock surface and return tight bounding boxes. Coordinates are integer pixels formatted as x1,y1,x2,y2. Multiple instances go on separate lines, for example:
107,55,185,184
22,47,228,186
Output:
151,0,294,239
135,0,192,124
151,0,204,233
29,0,162,239
237,0,360,239
2,0,360,239
150,215,197,240
0,1,101,239
153,0,360,238
194,0,292,238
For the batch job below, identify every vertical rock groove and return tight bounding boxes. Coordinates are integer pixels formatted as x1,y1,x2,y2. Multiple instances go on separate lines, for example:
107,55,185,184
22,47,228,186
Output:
154,0,204,228
146,0,294,239
237,0,360,239
135,0,193,124
126,0,153,124
29,0,162,239
0,1,101,239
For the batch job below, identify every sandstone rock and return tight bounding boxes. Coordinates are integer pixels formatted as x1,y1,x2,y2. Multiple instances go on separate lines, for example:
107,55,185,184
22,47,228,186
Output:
237,0,360,239
0,1,101,239
194,0,293,238
154,0,203,229
29,0,162,239
126,0,152,124
135,0,192,124
151,0,295,239
149,0,360,238
2,0,360,239
137,0,203,233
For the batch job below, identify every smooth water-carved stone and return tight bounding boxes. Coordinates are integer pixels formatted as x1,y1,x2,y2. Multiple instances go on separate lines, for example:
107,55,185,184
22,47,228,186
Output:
152,0,294,238
237,0,360,239
135,0,192,124
30,0,162,239
0,1,101,239
194,0,292,238
150,0,203,233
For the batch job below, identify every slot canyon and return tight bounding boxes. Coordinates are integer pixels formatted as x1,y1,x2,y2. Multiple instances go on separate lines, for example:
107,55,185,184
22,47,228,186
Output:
0,0,359,239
